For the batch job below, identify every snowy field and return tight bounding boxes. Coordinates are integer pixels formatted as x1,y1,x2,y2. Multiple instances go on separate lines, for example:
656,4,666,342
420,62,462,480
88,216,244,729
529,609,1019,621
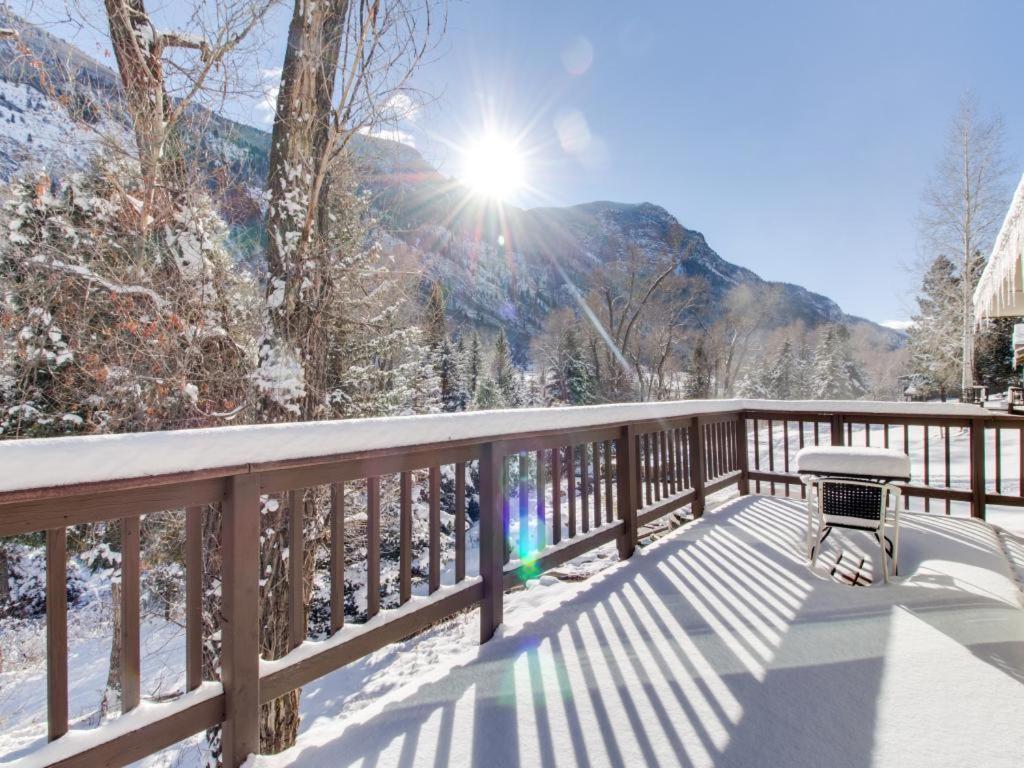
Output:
252,495,1024,768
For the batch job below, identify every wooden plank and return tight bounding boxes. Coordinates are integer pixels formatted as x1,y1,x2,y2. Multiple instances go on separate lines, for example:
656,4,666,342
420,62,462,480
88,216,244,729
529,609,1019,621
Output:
604,439,614,522
747,470,973,502
616,425,637,560
536,451,546,551
46,527,68,741
666,430,677,495
970,419,986,519
455,462,466,582
0,477,227,538
430,466,441,593
660,430,670,497
567,445,577,537
288,489,305,650
580,444,590,533
592,442,602,528
120,516,141,712
331,483,345,631
767,420,775,495
518,453,529,559
502,457,511,565
47,692,224,768
366,477,381,616
736,417,750,495
479,443,504,643
221,474,260,768
262,581,483,703
652,433,662,502
400,472,412,604
257,444,480,493
985,493,1024,507
643,433,652,506
503,522,624,588
552,447,562,545
689,419,706,518
636,489,697,528
185,506,203,692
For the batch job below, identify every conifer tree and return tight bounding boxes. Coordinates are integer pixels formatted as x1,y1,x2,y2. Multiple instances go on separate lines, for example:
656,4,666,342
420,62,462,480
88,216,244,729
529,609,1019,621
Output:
907,255,961,398
553,325,595,405
424,282,447,350
467,331,482,396
684,338,713,398
493,328,523,407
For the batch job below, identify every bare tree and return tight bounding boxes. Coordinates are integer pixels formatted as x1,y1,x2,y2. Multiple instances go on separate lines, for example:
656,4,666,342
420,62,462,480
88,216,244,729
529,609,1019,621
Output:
254,0,443,753
921,94,1010,391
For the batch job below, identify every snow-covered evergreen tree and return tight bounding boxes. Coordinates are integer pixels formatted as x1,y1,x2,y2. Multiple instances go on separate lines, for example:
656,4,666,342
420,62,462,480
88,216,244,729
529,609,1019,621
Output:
552,325,595,405
812,325,867,400
492,328,523,407
907,255,962,398
684,337,713,398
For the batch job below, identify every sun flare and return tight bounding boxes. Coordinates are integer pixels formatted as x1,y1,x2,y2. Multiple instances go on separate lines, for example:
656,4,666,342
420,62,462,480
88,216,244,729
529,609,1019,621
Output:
460,132,526,200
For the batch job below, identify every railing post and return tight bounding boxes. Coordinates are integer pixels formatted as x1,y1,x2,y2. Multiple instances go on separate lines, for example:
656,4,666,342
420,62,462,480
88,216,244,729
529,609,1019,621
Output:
222,473,261,768
689,417,706,518
616,425,638,559
830,414,844,446
970,418,986,520
479,442,504,643
736,413,750,495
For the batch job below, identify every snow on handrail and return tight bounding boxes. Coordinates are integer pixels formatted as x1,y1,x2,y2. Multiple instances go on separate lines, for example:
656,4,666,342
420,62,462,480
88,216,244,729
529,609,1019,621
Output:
0,399,991,495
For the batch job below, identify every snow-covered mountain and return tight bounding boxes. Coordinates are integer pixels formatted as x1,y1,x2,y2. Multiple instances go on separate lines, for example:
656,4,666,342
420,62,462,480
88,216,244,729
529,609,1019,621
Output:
0,10,902,359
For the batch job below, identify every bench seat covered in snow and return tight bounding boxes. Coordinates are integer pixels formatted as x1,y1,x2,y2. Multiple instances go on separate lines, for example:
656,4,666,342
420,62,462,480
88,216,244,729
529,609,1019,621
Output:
794,446,911,481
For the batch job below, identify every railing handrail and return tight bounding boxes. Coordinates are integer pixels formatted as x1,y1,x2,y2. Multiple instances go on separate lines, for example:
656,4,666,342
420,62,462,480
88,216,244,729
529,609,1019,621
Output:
0,399,994,496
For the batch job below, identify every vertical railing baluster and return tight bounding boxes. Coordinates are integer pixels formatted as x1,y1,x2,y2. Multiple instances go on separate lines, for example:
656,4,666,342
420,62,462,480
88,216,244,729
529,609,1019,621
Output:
222,474,260,768
737,415,750,495
331,483,346,628
924,426,931,513
797,422,806,499
430,466,441,592
652,434,662,503
366,477,380,616
945,426,952,514
185,506,203,691
782,420,790,498
121,516,141,712
643,434,652,506
479,443,505,642
753,418,761,493
768,420,776,495
536,451,546,550
399,472,411,605
970,419,986,520
46,526,68,742
660,431,671,496
617,425,638,559
580,444,591,533
592,442,602,528
995,426,1002,495
903,424,911,510
567,445,577,537
518,452,529,559
689,418,706,518
604,439,614,521
502,458,511,565
666,429,677,495
680,428,690,490
455,463,466,583
552,448,563,544
288,490,305,649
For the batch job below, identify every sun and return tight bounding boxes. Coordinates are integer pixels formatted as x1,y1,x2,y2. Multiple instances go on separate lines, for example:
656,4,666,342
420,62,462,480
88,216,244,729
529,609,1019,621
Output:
459,132,526,200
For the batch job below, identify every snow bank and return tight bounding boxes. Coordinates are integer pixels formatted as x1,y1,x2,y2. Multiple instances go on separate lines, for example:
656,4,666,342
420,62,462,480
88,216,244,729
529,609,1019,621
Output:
0,400,990,494
794,446,912,479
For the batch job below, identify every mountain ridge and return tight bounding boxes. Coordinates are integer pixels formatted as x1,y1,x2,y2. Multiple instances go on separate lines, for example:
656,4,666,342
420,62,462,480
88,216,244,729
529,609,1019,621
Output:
0,10,903,359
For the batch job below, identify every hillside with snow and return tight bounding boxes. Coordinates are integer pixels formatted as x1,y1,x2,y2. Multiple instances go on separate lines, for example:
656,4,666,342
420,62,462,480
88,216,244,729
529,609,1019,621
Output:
0,9,902,359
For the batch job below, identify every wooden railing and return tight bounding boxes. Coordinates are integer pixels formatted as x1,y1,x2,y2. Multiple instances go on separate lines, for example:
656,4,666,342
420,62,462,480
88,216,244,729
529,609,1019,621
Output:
0,399,1017,767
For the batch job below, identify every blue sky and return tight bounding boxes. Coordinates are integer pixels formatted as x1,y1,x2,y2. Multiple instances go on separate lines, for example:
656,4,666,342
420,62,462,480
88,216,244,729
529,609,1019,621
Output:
23,0,1024,326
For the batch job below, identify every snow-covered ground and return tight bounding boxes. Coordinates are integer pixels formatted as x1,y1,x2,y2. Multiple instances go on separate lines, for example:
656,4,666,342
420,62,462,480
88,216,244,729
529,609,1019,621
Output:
251,495,1024,768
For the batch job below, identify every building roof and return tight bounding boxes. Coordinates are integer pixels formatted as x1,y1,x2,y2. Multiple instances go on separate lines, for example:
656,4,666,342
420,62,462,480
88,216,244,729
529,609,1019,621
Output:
975,172,1024,322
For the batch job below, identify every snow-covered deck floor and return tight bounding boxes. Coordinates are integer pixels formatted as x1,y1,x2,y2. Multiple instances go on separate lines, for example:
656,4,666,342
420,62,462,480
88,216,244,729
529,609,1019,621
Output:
259,496,1024,768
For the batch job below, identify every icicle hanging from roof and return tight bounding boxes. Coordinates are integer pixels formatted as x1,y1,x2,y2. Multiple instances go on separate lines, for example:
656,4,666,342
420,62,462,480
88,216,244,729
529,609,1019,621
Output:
975,172,1024,324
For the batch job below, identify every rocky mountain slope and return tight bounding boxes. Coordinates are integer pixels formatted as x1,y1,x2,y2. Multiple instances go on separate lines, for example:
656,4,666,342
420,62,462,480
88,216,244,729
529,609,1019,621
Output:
0,10,902,359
